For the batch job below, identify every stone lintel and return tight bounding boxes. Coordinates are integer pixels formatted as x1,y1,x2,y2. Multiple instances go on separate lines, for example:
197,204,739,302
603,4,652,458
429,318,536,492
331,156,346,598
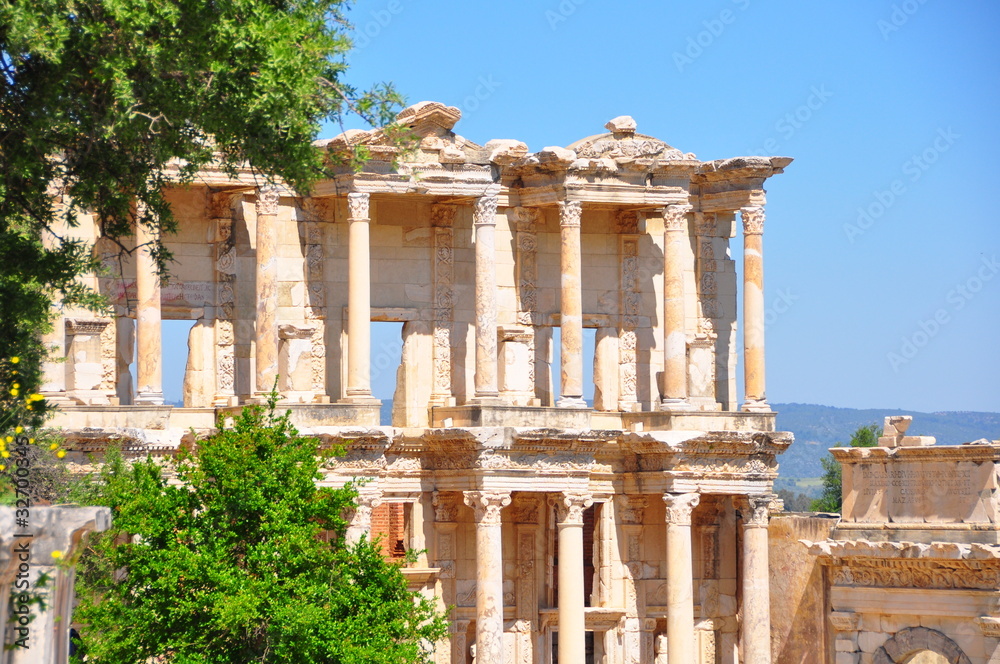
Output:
805,538,1000,561
831,443,1000,463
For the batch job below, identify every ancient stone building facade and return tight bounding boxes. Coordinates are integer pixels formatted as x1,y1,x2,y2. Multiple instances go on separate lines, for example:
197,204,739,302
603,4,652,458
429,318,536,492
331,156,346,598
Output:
773,417,1000,664
44,102,795,664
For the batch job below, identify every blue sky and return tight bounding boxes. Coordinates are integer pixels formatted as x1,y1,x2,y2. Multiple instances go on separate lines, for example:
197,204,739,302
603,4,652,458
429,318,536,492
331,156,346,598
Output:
163,2,1000,413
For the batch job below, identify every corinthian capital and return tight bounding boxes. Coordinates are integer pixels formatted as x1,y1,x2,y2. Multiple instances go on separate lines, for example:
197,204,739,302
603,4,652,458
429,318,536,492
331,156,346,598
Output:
662,204,693,232
740,495,771,527
347,192,370,220
346,490,383,525
255,186,280,217
740,206,765,235
663,492,700,526
550,491,594,526
464,490,511,526
473,195,498,226
558,200,582,228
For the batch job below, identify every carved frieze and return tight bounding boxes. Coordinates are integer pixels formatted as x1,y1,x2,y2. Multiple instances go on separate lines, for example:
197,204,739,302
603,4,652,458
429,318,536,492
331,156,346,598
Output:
618,235,639,409
615,210,639,234
99,318,116,392
832,560,1000,591
618,495,648,525
432,491,460,522
255,186,280,217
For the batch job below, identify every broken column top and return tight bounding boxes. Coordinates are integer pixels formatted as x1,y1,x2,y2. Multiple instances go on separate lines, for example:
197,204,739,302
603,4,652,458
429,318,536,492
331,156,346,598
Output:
879,415,935,448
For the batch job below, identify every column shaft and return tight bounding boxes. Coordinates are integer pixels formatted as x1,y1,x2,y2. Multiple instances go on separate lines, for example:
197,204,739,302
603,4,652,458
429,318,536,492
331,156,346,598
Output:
473,196,500,399
552,491,593,664
741,206,768,411
464,491,510,664
661,204,692,410
742,496,772,663
346,193,374,399
254,187,280,396
664,492,700,664
135,216,163,404
558,201,585,408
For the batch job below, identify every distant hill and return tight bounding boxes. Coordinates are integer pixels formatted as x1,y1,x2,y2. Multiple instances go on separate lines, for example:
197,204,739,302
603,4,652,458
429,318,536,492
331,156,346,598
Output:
773,403,1000,479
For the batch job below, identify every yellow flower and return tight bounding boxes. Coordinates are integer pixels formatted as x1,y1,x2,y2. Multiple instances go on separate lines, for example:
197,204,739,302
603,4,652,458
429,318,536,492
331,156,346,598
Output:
49,442,58,450
14,426,22,434
28,438,34,444
0,464,5,471
10,357,18,364
10,388,18,397
12,383,19,389
4,436,11,443
29,394,44,402
1,451,8,458
51,550,63,560
56,450,66,459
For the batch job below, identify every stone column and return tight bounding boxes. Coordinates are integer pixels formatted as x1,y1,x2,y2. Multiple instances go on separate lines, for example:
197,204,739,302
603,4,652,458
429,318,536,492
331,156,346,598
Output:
345,490,383,546
661,204,693,411
473,196,500,401
254,186,280,398
558,200,586,408
463,490,511,664
134,218,163,405
740,206,769,412
39,309,68,401
740,495,772,664
664,492,700,664
551,491,593,664
345,192,376,401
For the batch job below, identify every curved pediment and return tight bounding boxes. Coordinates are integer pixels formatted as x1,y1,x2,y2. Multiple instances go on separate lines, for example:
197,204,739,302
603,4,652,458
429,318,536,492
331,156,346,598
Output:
567,116,690,161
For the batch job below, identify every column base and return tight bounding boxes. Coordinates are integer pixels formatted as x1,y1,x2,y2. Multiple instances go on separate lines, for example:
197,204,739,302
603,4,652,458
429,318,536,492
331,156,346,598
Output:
659,397,694,412
741,398,771,413
557,395,588,409
134,391,164,406
212,395,240,407
39,392,74,405
339,395,382,406
470,394,504,406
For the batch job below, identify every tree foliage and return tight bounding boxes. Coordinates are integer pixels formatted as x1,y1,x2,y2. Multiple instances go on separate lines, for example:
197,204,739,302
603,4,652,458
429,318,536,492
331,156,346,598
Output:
72,403,447,663
0,0,403,436
810,423,881,513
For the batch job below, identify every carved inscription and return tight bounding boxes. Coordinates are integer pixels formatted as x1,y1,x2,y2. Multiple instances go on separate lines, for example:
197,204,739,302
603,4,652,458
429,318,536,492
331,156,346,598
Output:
859,466,974,503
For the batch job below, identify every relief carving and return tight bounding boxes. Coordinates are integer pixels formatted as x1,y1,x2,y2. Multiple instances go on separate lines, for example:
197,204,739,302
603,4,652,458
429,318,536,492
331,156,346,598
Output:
741,206,765,235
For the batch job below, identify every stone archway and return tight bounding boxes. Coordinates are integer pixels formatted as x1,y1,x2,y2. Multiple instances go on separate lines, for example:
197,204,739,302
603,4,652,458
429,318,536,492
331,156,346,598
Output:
873,627,972,664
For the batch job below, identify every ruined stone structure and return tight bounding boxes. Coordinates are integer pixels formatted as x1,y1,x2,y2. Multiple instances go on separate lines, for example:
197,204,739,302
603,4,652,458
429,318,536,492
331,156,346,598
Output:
775,417,1000,664
42,102,797,663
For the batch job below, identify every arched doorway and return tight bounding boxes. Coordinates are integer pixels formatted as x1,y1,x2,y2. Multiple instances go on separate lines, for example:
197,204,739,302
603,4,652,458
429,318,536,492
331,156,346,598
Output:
902,651,949,664
874,627,971,664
